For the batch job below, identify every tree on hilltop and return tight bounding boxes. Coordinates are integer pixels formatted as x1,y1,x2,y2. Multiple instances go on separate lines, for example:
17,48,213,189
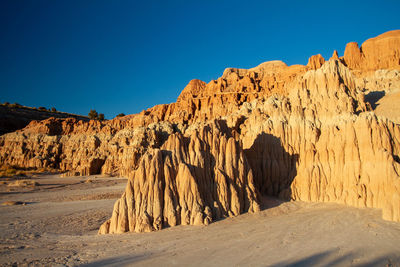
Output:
88,109,98,120
88,109,106,121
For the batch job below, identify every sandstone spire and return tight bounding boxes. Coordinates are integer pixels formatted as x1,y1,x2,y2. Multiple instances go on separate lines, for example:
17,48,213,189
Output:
330,50,340,60
307,54,326,70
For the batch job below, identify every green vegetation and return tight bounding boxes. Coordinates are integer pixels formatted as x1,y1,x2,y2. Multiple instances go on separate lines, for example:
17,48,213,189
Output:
116,113,125,118
88,109,106,121
88,109,99,120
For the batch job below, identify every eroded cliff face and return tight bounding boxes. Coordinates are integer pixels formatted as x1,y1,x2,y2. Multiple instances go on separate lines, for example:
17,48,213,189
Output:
0,118,176,177
239,60,400,223
1,31,400,232
99,122,260,234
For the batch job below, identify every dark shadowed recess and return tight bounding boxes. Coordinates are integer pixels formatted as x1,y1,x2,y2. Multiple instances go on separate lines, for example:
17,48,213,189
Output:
364,90,385,110
244,133,298,202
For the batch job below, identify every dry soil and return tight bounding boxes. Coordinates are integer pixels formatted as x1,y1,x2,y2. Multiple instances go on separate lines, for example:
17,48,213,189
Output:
0,174,399,266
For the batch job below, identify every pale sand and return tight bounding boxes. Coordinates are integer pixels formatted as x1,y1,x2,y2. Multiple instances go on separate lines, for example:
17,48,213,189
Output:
375,88,400,124
0,174,399,266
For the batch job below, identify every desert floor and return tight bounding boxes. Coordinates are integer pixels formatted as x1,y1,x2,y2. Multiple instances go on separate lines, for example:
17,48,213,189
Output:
0,174,399,267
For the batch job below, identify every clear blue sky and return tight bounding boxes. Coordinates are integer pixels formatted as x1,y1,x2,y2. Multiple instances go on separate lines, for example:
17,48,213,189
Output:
1,0,399,119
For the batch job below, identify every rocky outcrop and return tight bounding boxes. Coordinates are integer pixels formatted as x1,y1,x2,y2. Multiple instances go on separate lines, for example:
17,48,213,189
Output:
343,30,400,71
356,69,400,123
104,58,400,233
177,79,207,102
307,54,325,70
240,60,400,222
330,50,340,61
0,118,175,177
146,60,308,125
99,122,260,234
1,31,400,232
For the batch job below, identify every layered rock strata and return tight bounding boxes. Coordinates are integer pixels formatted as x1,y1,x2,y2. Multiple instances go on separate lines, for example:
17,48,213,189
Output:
0,118,176,177
0,31,400,231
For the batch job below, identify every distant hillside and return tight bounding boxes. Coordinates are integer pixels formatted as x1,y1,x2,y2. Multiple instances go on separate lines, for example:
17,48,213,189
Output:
0,103,89,135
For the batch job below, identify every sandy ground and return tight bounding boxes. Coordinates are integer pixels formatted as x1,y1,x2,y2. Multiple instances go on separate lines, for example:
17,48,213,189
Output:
0,174,399,267
375,88,400,124
365,87,400,124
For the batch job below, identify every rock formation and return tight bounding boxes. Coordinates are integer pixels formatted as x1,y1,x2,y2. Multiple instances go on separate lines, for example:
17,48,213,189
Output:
330,50,340,61
0,30,400,233
307,54,325,70
239,60,400,223
99,122,260,234
343,30,400,71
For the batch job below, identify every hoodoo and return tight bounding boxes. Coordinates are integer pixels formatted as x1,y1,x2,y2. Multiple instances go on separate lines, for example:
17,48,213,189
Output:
0,31,399,234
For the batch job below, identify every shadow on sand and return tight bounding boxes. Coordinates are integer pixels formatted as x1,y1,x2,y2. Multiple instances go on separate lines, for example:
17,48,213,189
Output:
270,249,399,267
79,249,399,267
79,254,149,267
